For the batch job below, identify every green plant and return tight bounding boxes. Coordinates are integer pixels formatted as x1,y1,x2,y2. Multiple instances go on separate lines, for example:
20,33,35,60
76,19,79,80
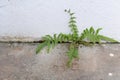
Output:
36,9,118,67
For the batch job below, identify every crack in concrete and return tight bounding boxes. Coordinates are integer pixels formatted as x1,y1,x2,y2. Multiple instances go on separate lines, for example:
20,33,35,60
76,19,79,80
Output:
0,40,120,45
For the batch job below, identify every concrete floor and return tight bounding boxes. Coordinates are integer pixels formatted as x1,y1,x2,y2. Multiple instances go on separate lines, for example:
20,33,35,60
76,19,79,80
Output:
0,43,120,80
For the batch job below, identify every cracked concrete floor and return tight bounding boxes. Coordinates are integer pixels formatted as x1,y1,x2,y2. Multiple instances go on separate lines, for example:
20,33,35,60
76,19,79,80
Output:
0,43,120,80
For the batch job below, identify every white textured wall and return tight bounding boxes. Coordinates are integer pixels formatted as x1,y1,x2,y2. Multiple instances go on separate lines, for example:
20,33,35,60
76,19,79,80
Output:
0,0,120,41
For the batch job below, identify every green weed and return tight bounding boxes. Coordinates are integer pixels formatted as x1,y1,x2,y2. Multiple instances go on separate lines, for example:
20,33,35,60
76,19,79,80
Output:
36,9,118,67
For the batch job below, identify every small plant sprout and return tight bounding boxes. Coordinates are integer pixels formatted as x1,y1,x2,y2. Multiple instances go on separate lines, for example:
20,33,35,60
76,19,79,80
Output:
36,9,118,67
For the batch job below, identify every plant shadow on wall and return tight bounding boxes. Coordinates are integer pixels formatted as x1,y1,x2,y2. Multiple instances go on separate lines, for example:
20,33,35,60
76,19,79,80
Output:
36,9,118,67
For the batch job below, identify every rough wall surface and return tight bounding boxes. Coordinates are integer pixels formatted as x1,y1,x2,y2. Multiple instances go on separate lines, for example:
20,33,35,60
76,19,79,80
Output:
0,43,120,80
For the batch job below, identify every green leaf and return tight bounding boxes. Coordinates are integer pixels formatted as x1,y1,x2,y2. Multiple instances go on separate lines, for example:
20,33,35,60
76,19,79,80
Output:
47,41,51,53
70,17,76,19
95,28,102,35
54,34,58,45
90,27,95,34
57,33,63,43
36,41,47,54
99,35,118,42
73,47,79,58
69,20,76,23
51,41,55,48
66,43,79,67
80,27,103,43
43,35,53,41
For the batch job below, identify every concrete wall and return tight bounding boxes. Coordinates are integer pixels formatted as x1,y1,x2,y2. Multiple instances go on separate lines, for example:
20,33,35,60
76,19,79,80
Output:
0,43,120,80
0,0,120,41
